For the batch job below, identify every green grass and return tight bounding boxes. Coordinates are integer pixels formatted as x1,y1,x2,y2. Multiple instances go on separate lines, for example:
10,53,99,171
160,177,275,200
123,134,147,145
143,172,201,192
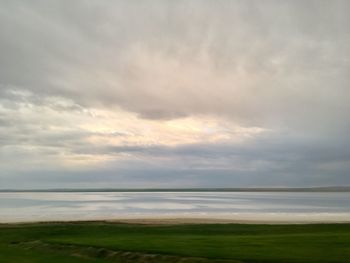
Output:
0,222,350,262
0,241,104,263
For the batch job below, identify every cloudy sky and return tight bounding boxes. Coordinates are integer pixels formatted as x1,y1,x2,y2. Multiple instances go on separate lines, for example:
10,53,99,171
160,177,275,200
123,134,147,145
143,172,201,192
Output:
1,0,350,189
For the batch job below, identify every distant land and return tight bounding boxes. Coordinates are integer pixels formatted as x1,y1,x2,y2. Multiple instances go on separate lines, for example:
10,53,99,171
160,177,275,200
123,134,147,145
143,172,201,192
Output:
1,186,350,192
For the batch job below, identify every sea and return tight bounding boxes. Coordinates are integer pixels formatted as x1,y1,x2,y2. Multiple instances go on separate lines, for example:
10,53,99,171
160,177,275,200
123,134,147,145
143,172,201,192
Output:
1,191,350,223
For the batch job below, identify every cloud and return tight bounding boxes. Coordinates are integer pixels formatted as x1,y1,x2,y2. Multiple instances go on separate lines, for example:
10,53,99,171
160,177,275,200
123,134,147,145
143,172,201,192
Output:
1,1,349,130
0,1,350,188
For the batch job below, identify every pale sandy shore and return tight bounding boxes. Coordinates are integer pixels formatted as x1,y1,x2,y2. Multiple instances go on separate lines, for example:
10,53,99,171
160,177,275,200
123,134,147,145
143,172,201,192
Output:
2,213,350,225
110,214,350,225
112,218,350,225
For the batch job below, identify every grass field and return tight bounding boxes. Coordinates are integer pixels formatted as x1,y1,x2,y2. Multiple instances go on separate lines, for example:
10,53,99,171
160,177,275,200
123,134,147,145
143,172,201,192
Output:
0,222,350,263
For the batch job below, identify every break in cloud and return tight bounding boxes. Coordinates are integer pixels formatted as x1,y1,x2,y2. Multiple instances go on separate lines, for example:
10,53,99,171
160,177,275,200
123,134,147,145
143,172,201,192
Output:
0,0,350,188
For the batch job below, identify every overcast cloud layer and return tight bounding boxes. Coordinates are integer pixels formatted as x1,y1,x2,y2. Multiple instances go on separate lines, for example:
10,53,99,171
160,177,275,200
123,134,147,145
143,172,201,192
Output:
1,0,350,189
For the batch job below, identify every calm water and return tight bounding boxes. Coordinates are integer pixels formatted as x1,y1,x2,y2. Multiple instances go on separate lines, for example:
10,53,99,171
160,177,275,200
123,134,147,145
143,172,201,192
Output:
1,192,350,223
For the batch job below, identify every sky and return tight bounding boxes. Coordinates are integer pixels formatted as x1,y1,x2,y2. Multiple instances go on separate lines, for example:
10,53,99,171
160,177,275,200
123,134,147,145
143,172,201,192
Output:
1,0,350,189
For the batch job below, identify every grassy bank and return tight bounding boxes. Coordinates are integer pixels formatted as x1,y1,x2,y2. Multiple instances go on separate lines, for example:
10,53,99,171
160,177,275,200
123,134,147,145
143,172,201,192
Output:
0,222,349,262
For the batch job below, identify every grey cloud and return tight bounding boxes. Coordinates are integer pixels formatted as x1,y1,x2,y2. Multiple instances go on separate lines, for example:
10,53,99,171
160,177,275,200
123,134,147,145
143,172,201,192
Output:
2,131,350,188
75,132,350,165
1,1,350,188
0,91,125,160
67,132,350,187
1,1,349,132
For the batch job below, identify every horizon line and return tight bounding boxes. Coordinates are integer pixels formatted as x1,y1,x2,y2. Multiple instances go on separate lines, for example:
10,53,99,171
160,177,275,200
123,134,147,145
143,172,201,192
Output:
1,186,350,192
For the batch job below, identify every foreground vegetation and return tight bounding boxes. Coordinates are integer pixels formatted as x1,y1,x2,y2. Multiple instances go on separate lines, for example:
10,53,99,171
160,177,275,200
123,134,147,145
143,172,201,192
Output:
0,222,349,263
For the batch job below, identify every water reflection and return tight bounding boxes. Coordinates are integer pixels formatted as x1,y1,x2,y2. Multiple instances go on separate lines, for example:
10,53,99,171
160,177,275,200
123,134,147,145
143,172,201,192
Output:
1,192,350,222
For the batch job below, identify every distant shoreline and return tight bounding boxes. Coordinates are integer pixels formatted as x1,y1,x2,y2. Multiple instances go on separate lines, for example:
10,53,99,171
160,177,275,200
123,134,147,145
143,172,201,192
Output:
1,186,350,193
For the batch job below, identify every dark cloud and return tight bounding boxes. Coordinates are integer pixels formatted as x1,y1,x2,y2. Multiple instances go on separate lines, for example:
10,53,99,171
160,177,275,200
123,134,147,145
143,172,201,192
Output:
51,132,350,187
